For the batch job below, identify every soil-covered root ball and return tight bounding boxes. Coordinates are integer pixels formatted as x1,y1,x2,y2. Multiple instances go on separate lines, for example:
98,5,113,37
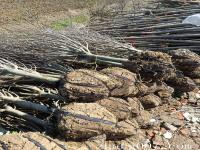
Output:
115,130,147,150
167,75,197,92
169,49,200,85
82,135,118,150
101,67,137,83
0,132,66,150
125,51,176,81
60,67,138,101
134,110,153,127
0,132,116,150
147,82,174,96
127,97,144,117
57,103,137,140
96,97,133,121
139,94,162,109
146,82,175,103
135,82,149,96
66,134,117,150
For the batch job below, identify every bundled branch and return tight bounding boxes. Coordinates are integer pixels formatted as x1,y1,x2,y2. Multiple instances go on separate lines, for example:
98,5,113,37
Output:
90,5,200,31
0,27,180,84
0,26,140,69
0,57,180,139
157,0,200,7
90,4,200,52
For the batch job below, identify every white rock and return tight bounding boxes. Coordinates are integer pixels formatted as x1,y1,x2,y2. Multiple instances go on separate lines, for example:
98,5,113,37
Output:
195,93,200,99
149,119,156,123
163,131,173,139
191,127,197,133
163,123,177,132
191,116,199,123
183,112,192,121
183,112,200,123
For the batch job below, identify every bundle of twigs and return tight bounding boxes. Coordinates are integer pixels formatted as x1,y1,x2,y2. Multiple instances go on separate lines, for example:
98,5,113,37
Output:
157,0,200,7
0,26,197,88
90,5,200,31
89,5,200,52
0,28,178,83
0,26,140,70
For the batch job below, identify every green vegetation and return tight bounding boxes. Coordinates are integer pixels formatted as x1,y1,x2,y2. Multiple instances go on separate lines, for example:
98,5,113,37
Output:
50,15,89,30
10,131,18,135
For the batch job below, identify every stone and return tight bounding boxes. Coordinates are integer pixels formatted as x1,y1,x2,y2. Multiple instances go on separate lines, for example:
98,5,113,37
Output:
163,123,178,132
163,131,173,139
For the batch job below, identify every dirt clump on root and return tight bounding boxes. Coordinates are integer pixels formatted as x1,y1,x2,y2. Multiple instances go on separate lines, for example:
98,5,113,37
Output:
170,49,200,86
125,51,176,82
60,67,138,101
57,103,137,140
